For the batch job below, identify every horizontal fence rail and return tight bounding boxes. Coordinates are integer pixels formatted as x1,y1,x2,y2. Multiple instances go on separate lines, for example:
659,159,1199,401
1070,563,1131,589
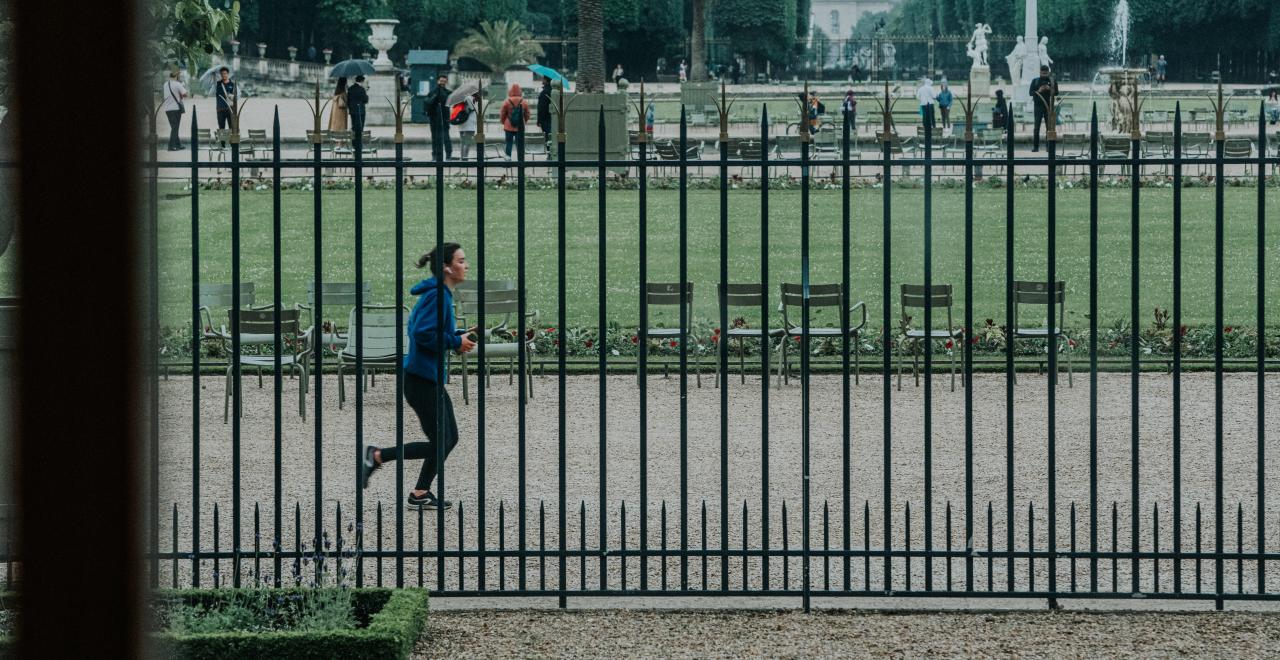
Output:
14,86,1275,611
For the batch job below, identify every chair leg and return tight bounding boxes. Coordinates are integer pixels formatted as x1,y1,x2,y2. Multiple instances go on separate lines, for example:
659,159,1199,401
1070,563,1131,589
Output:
913,340,920,388
258,366,263,388
462,352,470,406
895,339,903,392
298,363,307,420
950,341,957,392
338,362,345,410
781,338,789,386
739,338,746,385
853,332,860,386
224,365,231,424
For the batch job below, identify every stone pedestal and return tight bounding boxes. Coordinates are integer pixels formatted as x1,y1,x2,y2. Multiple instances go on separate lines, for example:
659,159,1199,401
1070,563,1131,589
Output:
553,92,628,170
968,65,991,99
362,72,400,127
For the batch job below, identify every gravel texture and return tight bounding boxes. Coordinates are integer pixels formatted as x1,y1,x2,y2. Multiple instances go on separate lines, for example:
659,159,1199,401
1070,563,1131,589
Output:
415,608,1280,658
156,371,1279,597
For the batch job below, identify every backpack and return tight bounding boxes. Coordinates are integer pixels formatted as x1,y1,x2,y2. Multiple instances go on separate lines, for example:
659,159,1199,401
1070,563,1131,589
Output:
508,100,525,129
448,101,470,126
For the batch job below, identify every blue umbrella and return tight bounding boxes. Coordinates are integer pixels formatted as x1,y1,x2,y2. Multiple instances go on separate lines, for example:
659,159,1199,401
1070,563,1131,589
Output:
328,58,376,79
528,64,571,92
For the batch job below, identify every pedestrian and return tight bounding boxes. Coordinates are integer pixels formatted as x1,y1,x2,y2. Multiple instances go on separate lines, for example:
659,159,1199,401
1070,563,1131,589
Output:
348,74,370,137
731,59,741,85
306,45,317,62
214,66,236,144
840,88,857,135
1156,54,1167,86
423,74,453,161
612,63,624,85
455,90,479,160
678,60,687,83
162,70,188,151
853,63,862,82
992,88,1008,128
499,83,531,159
328,77,349,131
1028,64,1058,152
645,100,656,137
362,242,477,510
936,81,954,130
1266,89,1280,125
536,77,553,151
916,77,937,131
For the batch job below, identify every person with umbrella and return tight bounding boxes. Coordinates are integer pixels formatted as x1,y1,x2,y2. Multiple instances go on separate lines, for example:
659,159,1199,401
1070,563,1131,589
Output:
424,74,453,161
328,77,349,131
536,77,553,152
348,75,369,136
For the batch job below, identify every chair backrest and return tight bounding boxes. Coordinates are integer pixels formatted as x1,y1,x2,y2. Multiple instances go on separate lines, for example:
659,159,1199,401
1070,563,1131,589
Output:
199,282,256,309
306,281,371,307
1183,132,1212,150
655,141,680,160
646,282,693,306
780,283,842,309
1013,280,1067,328
720,283,766,308
247,129,267,142
231,307,300,336
195,128,212,142
330,130,353,141
454,280,520,317
737,141,764,160
718,137,742,155
1224,138,1252,158
900,284,953,309
344,305,402,359
1102,136,1130,156
212,129,231,143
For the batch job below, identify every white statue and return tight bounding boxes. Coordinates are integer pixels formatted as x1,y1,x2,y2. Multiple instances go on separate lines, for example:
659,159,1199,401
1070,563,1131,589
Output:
1006,36,1026,83
854,46,873,72
966,23,992,68
1037,36,1052,67
880,42,896,69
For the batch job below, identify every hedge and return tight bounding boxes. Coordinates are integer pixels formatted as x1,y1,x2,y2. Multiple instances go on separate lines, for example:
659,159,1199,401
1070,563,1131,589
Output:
152,588,428,660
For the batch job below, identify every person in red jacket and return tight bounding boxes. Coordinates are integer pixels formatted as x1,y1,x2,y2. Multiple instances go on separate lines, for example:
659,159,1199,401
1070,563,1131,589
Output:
498,83,531,159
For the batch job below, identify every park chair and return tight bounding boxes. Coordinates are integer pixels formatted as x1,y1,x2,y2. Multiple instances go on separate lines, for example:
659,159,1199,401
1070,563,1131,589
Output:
336,305,405,409
305,129,334,157
1223,138,1254,176
1011,280,1074,387
811,127,840,157
198,282,256,349
220,307,311,423
358,130,380,159
243,128,268,160
654,140,704,176
1057,102,1076,129
207,129,231,165
778,283,868,387
640,282,701,387
874,132,913,174
1101,136,1131,175
973,128,1004,158
453,280,537,405
896,284,962,392
329,129,354,157
715,283,785,387
296,281,372,354
1054,134,1090,175
733,140,773,177
1181,132,1213,174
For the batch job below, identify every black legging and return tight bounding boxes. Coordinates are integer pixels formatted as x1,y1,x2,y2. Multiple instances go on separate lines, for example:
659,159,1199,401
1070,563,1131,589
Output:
378,372,459,492
166,110,183,149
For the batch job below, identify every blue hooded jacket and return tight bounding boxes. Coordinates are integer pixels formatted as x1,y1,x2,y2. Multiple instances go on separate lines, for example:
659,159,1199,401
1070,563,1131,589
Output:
404,277,461,382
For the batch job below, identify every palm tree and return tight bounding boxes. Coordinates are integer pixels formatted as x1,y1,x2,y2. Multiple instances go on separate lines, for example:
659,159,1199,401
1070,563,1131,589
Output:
690,0,707,82
453,20,544,74
576,0,605,92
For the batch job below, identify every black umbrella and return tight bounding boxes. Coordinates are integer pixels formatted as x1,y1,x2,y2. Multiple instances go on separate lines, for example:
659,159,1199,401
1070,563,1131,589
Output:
328,58,375,79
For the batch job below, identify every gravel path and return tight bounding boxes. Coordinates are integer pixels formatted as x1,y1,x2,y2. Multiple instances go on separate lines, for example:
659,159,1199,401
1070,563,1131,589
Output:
156,371,1279,597
415,608,1280,658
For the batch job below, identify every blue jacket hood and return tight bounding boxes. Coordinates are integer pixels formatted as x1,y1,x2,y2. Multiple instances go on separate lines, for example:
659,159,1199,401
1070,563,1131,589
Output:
410,276,446,296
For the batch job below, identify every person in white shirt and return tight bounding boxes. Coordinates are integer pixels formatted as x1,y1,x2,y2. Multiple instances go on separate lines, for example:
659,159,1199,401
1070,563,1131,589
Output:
161,70,189,151
916,78,937,131
457,92,479,160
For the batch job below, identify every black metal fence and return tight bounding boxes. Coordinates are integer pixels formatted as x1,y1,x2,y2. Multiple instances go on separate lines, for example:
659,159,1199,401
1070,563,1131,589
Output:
54,83,1280,611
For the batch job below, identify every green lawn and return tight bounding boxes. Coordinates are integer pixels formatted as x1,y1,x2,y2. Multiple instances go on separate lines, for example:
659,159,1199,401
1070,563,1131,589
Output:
151,183,1279,334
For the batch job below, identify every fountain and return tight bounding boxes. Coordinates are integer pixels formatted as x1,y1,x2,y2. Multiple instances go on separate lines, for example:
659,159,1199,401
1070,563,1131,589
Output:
1092,0,1144,134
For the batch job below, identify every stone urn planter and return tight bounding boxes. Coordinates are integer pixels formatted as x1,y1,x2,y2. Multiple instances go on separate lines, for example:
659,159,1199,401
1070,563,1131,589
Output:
366,19,400,72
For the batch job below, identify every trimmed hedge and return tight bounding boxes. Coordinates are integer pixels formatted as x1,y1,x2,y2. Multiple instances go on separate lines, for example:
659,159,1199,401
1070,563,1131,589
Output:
152,588,428,660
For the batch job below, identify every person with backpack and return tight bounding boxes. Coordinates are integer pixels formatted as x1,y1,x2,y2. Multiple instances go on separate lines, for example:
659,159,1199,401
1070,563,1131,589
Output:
498,83,531,159
424,74,453,161
454,90,479,160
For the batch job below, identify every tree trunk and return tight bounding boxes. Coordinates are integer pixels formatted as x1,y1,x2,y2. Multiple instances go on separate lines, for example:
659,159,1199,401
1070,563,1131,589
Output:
577,0,605,93
690,0,707,82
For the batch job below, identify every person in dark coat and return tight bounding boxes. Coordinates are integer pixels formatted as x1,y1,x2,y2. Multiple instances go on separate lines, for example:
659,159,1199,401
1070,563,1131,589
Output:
347,75,370,137
1028,65,1058,152
992,89,1008,129
536,78,553,151
423,74,453,161
214,67,236,132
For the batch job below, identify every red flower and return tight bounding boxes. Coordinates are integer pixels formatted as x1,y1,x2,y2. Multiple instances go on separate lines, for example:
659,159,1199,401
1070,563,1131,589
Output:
944,340,954,349
545,327,555,334
712,335,720,343
552,339,559,346
669,340,678,347
526,329,535,340
1179,325,1188,337
631,335,639,344
714,327,721,335
971,336,980,345
585,339,594,348
1068,339,1078,348
793,336,802,342
1224,326,1233,333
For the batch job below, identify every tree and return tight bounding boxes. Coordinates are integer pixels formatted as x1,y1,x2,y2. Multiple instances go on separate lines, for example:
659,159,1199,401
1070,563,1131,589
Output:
453,19,544,73
709,0,797,74
149,0,242,70
690,0,707,81
577,0,605,92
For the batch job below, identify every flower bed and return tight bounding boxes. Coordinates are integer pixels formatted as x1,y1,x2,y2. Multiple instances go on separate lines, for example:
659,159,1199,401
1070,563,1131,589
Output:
152,588,427,660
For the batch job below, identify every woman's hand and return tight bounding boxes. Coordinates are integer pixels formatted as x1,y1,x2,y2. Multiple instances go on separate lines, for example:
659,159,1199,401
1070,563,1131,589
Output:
457,334,477,354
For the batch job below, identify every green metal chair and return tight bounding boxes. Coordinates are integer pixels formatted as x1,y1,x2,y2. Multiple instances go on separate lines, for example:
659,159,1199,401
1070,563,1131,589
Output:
198,282,256,350
778,283,868,387
336,305,405,409
896,284,962,392
453,280,538,405
1223,138,1254,176
296,281,372,351
1011,280,1074,387
220,307,311,422
715,283,785,388
640,282,701,387
1101,136,1131,175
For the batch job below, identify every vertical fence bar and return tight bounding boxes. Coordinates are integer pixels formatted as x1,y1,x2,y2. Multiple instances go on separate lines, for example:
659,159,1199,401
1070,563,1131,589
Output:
311,105,325,585
1046,104,1058,604
638,88,650,593
718,87,731,593
594,108,606,591
1003,108,1015,593
680,106,690,590
1255,102,1267,595
1129,100,1141,596
395,91,407,589
701,500,708,590
556,89,568,608
760,105,772,591
841,105,853,594
230,117,242,588
271,108,284,588
474,96,488,593
353,114,366,589
1214,100,1226,610
963,99,975,593
1172,104,1183,594
1088,105,1100,593
922,101,934,593
518,108,530,592
880,93,894,594
189,110,201,587
801,84,813,613
434,110,447,592
147,103,160,590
